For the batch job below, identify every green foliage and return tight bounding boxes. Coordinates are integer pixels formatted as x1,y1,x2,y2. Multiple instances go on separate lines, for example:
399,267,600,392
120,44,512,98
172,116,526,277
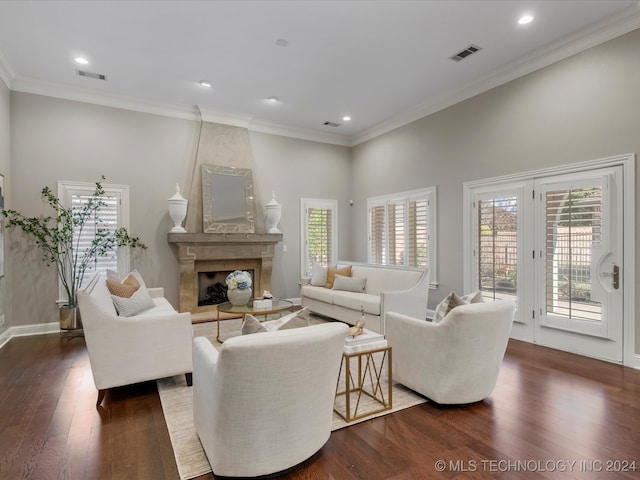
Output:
2,176,146,307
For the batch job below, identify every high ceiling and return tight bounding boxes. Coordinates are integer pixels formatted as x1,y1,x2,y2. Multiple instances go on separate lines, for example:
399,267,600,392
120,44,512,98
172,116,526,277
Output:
0,0,638,145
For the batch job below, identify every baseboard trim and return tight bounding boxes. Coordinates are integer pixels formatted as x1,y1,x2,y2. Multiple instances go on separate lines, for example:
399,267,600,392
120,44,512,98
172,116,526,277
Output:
0,322,60,349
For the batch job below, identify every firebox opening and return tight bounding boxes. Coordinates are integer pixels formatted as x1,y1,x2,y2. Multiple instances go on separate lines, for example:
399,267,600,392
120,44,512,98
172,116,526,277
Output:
198,270,255,306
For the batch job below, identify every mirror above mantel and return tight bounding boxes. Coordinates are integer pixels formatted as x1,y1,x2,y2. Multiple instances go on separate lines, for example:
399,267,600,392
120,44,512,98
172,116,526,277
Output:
201,164,255,233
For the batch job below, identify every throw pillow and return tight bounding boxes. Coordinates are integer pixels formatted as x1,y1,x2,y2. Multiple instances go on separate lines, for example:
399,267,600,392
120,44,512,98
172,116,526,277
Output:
107,269,149,291
432,290,484,323
106,274,140,298
332,274,366,293
241,307,311,335
111,287,155,317
325,265,352,289
310,261,328,286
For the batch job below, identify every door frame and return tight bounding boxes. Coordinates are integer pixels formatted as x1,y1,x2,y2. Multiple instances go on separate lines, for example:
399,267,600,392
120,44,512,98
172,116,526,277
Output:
463,153,636,368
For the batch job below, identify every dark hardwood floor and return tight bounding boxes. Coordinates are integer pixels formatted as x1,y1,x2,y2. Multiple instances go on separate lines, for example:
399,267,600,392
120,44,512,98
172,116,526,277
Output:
1,333,639,480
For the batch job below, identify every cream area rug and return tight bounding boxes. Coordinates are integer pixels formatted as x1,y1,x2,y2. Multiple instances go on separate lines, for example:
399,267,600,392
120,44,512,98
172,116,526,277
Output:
157,317,427,480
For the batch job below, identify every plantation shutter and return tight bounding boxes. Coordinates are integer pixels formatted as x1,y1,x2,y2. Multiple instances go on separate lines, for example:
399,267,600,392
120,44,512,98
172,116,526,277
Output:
369,204,386,264
544,187,602,321
387,200,405,265
407,198,428,268
305,206,334,273
477,196,518,302
71,192,120,281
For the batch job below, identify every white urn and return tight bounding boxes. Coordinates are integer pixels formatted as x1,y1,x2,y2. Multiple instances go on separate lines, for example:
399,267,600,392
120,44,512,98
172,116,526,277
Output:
168,183,188,233
265,191,282,234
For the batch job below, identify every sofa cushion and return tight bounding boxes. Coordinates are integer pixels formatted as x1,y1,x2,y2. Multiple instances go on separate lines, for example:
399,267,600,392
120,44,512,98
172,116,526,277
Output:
332,291,381,316
332,274,366,293
301,285,335,303
310,261,328,286
242,307,310,335
111,287,156,317
326,265,352,289
433,290,483,323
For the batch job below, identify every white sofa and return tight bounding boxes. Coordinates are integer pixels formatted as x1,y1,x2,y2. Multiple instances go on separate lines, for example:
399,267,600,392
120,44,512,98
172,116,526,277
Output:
77,273,193,406
301,261,430,333
193,322,348,477
386,299,515,404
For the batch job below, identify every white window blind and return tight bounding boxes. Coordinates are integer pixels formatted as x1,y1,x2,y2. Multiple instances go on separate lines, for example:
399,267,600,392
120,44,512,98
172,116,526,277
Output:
300,198,338,277
367,187,436,278
58,181,131,296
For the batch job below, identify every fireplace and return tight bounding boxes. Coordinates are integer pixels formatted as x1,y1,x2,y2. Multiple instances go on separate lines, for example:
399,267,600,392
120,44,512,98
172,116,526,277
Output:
197,269,254,306
168,232,282,322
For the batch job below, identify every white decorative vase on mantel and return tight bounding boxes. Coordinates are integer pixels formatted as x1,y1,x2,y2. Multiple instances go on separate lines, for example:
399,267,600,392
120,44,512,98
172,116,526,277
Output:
265,191,282,234
168,183,188,233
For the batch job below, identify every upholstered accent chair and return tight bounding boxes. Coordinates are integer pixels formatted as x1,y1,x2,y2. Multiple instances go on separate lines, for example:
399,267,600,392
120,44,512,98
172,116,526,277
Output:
385,299,515,405
78,273,193,406
193,322,348,477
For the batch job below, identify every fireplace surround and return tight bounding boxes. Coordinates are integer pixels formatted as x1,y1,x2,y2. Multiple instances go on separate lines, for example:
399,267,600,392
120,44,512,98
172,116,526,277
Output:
168,232,282,322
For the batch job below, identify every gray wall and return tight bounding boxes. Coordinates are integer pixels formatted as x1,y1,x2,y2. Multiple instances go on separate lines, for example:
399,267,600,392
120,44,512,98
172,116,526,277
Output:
351,28,640,353
5,27,639,355
0,78,9,335
7,93,351,326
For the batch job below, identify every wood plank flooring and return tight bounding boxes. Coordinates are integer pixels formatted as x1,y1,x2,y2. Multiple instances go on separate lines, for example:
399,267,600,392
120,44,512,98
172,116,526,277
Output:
1,333,639,480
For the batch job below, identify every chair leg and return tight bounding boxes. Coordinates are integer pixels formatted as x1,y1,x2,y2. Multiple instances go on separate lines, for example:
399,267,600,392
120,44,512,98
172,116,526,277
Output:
185,372,193,386
96,389,106,407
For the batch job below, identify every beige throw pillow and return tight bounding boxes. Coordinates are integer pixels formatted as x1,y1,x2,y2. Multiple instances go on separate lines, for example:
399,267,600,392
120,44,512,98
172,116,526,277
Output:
325,265,352,289
106,274,140,298
432,290,483,323
332,274,366,293
241,307,311,335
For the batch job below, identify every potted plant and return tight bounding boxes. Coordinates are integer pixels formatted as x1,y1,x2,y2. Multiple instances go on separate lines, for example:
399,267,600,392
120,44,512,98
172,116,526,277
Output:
2,176,146,330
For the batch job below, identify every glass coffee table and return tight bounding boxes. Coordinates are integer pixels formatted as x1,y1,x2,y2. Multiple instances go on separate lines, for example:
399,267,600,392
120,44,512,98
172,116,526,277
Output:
216,299,294,343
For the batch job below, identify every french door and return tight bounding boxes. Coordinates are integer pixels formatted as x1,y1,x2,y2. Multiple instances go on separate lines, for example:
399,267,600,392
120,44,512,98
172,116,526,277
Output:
534,166,623,362
465,159,629,363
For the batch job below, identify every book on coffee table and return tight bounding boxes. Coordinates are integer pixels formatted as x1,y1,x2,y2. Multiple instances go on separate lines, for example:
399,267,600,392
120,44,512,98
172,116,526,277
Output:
344,328,384,346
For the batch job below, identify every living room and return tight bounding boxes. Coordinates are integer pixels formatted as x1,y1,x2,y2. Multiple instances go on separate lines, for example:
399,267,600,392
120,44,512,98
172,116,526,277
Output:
1,1,640,479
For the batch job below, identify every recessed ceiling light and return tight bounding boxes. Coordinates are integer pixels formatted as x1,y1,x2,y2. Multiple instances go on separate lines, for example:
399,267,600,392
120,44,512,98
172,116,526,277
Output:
199,80,212,88
342,116,351,121
276,38,288,47
518,15,534,25
74,57,89,65
268,96,280,103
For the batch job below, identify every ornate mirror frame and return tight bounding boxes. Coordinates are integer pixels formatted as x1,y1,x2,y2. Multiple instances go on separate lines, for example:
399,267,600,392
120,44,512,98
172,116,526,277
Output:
202,164,255,233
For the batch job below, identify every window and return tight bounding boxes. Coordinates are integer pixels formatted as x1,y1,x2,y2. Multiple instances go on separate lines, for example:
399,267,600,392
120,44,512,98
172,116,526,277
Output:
367,187,436,279
476,194,519,303
300,198,338,277
58,181,131,296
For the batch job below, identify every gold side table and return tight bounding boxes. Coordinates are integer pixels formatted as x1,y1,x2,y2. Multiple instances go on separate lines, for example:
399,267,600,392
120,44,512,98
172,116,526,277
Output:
334,340,392,422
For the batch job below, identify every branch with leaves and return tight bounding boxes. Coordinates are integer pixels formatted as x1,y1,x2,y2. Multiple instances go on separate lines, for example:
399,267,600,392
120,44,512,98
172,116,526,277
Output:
3,177,146,307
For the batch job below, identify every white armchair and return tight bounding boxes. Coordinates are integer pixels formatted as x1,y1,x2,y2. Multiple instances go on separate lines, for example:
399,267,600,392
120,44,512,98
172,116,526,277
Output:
77,273,193,406
193,322,348,478
386,299,515,405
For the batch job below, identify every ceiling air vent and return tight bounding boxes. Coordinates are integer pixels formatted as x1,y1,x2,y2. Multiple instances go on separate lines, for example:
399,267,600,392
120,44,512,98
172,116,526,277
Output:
323,121,341,127
76,69,107,81
449,44,482,62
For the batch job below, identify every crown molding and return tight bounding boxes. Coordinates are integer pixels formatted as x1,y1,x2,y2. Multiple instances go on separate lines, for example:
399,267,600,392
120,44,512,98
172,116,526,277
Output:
248,119,351,147
349,2,640,146
11,75,202,121
0,47,14,90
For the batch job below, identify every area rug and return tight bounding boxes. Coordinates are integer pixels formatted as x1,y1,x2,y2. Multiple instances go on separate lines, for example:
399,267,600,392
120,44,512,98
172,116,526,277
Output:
158,317,427,480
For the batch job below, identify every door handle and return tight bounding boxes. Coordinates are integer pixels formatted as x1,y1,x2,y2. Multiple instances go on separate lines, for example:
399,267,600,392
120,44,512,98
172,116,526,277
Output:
612,264,619,290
